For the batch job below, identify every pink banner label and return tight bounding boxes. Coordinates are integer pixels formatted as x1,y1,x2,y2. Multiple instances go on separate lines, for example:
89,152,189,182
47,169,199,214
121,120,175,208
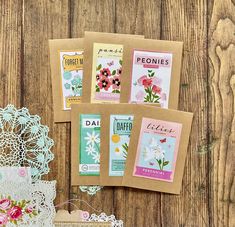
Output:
95,92,120,101
135,166,172,180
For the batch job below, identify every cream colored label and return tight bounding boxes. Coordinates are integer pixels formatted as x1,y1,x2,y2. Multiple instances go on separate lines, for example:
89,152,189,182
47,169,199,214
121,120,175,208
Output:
91,43,123,103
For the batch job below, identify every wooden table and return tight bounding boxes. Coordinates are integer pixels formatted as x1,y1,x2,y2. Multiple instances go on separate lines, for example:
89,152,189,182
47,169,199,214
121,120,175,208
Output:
0,0,234,226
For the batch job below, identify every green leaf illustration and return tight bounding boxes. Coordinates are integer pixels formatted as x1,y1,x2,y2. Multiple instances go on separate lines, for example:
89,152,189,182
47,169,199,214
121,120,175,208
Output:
119,59,123,65
163,161,169,166
112,70,116,75
96,64,102,71
148,70,152,73
150,72,155,77
95,85,100,92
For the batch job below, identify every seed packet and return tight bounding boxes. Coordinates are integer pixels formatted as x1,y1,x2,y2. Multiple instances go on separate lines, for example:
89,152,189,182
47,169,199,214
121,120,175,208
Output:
122,105,193,194
120,39,183,109
49,38,83,122
82,31,144,104
71,104,102,185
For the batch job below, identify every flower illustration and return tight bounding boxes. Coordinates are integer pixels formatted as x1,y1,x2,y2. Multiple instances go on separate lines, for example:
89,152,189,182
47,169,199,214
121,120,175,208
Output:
0,213,8,226
18,167,27,177
100,68,111,77
137,75,148,85
64,83,71,89
96,74,100,81
135,90,145,101
97,76,111,91
117,67,122,75
84,131,100,146
92,152,100,163
7,206,23,220
142,78,152,88
85,144,96,155
135,70,163,103
152,85,161,94
112,76,121,90
143,138,169,170
0,199,11,210
25,205,34,214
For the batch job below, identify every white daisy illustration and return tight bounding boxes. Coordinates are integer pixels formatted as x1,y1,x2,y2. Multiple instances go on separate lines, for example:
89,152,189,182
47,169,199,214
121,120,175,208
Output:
84,131,100,146
92,152,100,163
85,144,96,155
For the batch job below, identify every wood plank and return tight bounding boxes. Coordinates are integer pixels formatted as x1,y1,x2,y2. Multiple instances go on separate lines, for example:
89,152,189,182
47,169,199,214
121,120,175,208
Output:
161,0,209,226
22,0,71,208
0,0,22,107
114,1,162,226
208,0,235,226
70,0,116,216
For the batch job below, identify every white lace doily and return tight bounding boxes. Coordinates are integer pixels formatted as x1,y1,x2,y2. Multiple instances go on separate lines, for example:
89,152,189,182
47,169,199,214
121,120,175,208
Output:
0,105,54,182
88,213,123,227
79,186,103,195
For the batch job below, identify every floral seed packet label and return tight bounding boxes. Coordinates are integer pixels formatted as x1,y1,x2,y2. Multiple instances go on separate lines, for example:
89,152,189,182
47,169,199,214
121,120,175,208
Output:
49,38,84,122
109,115,134,176
60,50,83,110
130,51,172,108
120,39,183,109
122,105,193,194
79,114,101,176
91,43,123,103
133,118,182,182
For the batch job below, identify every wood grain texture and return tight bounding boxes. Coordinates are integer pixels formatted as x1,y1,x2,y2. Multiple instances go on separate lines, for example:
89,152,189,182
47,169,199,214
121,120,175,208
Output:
0,0,234,226
208,0,235,226
161,0,210,226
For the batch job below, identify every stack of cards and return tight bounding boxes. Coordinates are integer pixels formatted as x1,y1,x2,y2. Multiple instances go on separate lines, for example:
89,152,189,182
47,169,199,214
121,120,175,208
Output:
49,32,193,194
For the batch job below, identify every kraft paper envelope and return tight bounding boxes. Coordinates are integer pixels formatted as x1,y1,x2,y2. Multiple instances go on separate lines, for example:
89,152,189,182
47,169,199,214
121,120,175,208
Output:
120,38,183,109
122,105,193,194
82,31,144,104
49,38,83,123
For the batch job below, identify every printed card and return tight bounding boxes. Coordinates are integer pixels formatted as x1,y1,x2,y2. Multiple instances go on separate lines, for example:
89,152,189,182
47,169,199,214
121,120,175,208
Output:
120,39,183,109
133,118,181,182
91,43,123,103
82,31,144,104
109,115,134,176
130,50,172,108
122,105,193,194
79,114,101,176
59,50,83,110
49,38,83,122
71,104,103,185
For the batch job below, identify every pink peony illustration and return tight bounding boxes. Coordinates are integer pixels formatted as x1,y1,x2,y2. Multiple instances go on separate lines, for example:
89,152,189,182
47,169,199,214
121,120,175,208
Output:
152,85,162,94
0,214,8,226
82,211,89,220
135,90,145,101
142,78,152,88
152,77,162,86
137,75,148,85
7,206,22,220
0,198,11,210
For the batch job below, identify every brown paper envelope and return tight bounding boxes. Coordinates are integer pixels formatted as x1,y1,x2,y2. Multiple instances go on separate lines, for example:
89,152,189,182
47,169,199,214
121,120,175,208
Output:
122,105,193,194
49,38,83,123
82,31,144,103
120,38,183,110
